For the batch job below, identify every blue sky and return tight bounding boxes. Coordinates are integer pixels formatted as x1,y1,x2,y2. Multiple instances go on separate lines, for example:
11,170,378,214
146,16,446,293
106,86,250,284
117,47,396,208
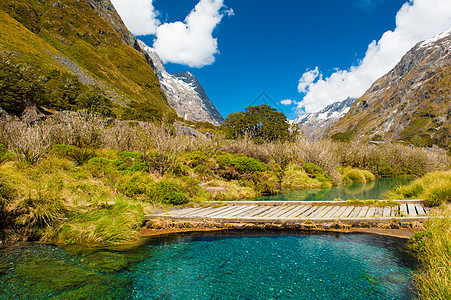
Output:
113,0,451,120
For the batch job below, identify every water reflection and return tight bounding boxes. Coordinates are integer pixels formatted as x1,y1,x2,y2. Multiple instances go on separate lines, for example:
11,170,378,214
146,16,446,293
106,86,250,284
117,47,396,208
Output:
257,178,413,201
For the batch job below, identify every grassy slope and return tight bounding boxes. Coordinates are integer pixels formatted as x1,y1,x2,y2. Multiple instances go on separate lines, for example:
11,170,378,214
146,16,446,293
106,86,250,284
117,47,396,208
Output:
328,42,451,151
0,0,174,120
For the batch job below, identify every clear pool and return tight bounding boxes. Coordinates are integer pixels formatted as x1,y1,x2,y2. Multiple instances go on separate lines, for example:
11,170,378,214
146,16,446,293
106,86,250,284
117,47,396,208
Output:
0,232,417,299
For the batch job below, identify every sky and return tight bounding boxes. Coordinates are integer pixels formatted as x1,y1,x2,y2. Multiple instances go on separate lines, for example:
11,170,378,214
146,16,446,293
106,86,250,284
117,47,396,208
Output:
111,0,451,120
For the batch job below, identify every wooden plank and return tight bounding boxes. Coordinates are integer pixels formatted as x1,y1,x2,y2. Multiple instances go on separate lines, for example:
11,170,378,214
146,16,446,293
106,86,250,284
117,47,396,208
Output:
339,206,355,219
302,206,324,218
348,206,362,218
391,205,399,217
382,206,391,217
407,203,417,217
247,206,274,217
230,205,263,217
308,206,332,218
282,205,311,218
206,206,240,217
169,207,202,216
283,205,312,218
357,206,369,218
322,206,341,219
255,206,282,217
264,205,297,218
175,206,213,216
374,207,384,218
187,206,224,217
415,203,426,216
399,204,408,217
259,205,291,218
226,205,262,217
332,206,348,218
273,205,299,218
209,205,255,218
366,207,376,217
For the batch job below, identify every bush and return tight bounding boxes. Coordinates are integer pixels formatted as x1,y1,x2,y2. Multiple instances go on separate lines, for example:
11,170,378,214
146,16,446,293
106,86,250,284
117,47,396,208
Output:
232,156,268,174
148,180,189,205
115,152,147,172
52,144,96,166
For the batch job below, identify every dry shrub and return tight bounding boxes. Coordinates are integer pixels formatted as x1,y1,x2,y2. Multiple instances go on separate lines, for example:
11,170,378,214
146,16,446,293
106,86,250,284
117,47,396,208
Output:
293,138,341,179
47,112,106,148
0,120,52,165
102,121,143,151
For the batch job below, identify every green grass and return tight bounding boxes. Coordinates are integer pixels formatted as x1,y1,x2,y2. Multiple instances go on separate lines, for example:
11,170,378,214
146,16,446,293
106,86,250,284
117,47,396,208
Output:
409,206,451,299
0,0,175,121
385,171,451,206
342,168,376,184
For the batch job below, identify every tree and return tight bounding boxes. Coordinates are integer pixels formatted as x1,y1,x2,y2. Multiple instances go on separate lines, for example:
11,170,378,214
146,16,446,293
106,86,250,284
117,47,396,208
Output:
223,104,296,142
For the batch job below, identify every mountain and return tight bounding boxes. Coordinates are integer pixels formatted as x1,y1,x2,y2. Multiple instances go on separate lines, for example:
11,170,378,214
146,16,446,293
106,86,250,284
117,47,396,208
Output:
138,40,225,126
0,0,174,121
328,30,451,150
294,97,355,140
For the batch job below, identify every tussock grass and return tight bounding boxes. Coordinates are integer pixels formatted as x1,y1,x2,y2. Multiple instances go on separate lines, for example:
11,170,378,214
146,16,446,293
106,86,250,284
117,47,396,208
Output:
385,171,451,206
203,180,257,201
411,206,451,299
282,165,332,189
342,168,376,184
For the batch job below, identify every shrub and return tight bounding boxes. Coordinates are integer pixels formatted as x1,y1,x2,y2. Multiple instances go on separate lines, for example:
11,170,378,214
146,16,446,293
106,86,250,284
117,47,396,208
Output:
115,152,147,172
232,156,268,174
52,144,96,166
193,164,213,180
148,180,189,205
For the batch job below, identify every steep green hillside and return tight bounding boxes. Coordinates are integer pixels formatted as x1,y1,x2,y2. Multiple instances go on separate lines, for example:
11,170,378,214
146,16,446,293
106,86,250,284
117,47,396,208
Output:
328,31,451,151
0,0,174,121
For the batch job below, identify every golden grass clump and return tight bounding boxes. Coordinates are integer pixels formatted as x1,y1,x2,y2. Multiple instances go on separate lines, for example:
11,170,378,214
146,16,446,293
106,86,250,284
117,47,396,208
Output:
385,171,451,206
412,205,451,299
342,168,376,184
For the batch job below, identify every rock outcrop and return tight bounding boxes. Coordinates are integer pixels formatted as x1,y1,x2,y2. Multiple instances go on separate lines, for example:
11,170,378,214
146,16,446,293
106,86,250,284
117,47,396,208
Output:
139,40,225,126
328,30,451,150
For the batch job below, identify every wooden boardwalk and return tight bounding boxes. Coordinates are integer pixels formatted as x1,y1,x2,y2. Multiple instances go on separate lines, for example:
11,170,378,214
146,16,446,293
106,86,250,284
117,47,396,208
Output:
147,200,430,224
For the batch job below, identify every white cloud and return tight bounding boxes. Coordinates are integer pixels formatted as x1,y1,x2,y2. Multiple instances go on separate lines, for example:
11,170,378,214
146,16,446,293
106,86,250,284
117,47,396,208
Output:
153,0,229,68
280,99,293,105
297,0,451,114
112,0,231,68
110,0,159,36
297,67,320,93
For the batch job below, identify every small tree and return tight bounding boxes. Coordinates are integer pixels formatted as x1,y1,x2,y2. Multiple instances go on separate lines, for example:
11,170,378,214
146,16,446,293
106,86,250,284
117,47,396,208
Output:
223,104,296,142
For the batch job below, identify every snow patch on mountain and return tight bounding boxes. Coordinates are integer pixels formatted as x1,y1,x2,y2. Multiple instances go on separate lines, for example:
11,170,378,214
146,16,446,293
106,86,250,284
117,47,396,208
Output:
138,40,225,126
294,97,355,140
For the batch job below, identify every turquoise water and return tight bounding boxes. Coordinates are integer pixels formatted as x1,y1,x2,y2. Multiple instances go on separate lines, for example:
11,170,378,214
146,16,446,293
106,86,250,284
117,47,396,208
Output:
0,232,417,299
257,178,413,201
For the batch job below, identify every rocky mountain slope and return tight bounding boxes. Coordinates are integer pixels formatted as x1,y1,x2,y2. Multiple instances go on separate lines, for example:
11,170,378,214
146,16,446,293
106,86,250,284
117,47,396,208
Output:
138,40,224,126
328,30,451,151
0,0,173,121
294,97,355,140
